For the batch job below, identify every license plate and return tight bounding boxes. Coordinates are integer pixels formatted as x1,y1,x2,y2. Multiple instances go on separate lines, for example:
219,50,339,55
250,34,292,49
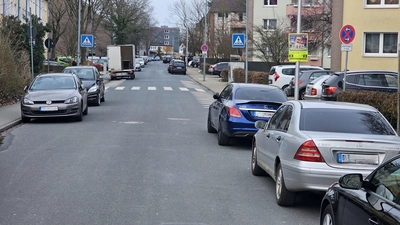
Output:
337,153,379,165
40,106,58,111
255,111,274,118
177,67,182,69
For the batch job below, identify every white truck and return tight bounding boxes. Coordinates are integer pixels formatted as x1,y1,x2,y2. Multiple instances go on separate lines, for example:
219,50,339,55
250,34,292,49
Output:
107,44,136,80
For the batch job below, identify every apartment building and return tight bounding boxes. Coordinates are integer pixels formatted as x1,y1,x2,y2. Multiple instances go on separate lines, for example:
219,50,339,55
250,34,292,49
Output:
0,0,49,23
149,26,180,56
331,0,399,71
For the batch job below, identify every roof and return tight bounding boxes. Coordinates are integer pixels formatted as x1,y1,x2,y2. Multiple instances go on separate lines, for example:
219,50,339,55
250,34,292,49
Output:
209,0,245,13
292,100,377,111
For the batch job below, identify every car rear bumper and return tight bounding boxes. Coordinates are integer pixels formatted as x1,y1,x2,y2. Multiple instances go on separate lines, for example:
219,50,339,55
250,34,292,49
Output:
222,120,258,138
281,160,372,192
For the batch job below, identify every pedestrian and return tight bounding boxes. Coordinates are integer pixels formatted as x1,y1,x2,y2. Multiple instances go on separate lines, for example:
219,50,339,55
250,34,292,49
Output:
71,58,77,66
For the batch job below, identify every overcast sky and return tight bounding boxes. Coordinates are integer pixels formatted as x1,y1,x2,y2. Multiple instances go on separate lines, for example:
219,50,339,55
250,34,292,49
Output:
151,0,180,27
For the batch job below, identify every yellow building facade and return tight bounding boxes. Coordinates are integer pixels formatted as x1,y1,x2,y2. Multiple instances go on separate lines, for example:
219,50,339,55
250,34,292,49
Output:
332,0,399,71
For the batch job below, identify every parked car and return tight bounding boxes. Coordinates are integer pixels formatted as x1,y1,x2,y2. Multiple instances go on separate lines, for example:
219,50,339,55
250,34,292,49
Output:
212,62,230,77
91,58,108,71
135,61,142,72
154,56,160,61
137,58,145,68
62,66,105,106
321,70,398,101
208,64,215,74
191,56,200,68
43,60,63,67
56,56,73,67
269,65,324,91
20,73,88,122
251,100,400,206
286,70,335,99
320,154,400,225
169,60,187,75
304,74,332,100
208,83,288,146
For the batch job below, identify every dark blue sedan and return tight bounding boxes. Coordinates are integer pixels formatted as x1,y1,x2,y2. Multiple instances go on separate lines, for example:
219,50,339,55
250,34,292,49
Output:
207,83,288,146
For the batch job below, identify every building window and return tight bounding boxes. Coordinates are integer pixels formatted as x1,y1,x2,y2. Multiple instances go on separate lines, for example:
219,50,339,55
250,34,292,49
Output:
264,0,278,5
291,0,315,5
364,32,398,55
164,35,169,39
164,41,169,45
217,13,228,20
164,30,170,33
239,13,243,22
366,0,399,5
263,19,277,30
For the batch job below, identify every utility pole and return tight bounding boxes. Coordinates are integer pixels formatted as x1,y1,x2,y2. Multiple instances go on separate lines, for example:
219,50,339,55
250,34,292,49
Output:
245,0,248,83
77,0,81,65
294,0,302,100
203,0,207,82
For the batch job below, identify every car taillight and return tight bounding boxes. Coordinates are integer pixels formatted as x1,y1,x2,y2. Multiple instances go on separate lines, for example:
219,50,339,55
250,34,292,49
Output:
294,140,325,162
291,80,303,86
311,88,317,96
227,106,241,118
324,86,337,95
213,67,217,71
274,72,280,81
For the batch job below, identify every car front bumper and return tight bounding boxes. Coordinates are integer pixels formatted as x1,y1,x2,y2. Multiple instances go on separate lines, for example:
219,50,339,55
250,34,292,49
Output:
21,102,81,118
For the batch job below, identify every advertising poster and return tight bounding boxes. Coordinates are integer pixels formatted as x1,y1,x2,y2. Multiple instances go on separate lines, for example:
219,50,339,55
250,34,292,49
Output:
288,33,308,62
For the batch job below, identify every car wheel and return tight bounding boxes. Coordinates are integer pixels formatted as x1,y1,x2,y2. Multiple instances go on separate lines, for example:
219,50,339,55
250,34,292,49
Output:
83,104,88,115
94,94,101,106
321,205,335,225
276,163,296,206
299,89,306,100
75,104,83,121
100,92,105,102
130,74,135,80
251,143,266,176
21,116,30,123
207,112,217,133
217,121,230,146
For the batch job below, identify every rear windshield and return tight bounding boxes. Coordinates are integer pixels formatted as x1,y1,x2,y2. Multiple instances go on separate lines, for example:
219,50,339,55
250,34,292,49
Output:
299,108,395,135
323,73,342,85
174,61,185,66
235,88,287,102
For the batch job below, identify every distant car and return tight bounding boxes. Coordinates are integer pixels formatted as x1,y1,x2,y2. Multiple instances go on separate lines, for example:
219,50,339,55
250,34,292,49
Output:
304,74,331,100
56,56,73,67
321,70,398,101
43,60,63,67
212,62,229,77
169,60,187,75
135,61,142,71
20,73,88,122
191,56,200,68
137,58,145,68
320,154,400,225
91,58,108,71
62,66,105,106
251,100,400,206
154,56,160,61
286,70,335,99
208,64,215,74
208,83,288,146
269,65,324,91
163,56,172,64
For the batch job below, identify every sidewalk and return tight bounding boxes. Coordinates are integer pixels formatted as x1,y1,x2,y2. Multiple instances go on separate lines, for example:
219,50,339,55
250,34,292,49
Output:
0,67,228,133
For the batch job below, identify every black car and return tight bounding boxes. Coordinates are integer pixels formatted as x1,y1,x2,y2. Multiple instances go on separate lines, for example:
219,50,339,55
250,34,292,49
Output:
212,62,229,77
169,60,186,75
286,70,335,99
62,66,105,106
191,57,200,68
321,70,398,101
163,56,171,64
320,154,400,225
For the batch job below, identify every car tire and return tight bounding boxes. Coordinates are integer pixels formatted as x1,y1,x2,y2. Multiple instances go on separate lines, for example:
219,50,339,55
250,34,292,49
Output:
21,116,30,123
130,74,135,80
100,92,105,102
251,143,266,176
83,104,88,115
217,121,230,146
75,104,83,121
299,89,306,100
207,112,217,133
321,205,335,225
110,76,115,80
276,163,296,206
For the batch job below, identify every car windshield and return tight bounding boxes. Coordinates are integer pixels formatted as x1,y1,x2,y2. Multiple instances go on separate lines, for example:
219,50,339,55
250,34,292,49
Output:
30,76,76,90
63,68,95,80
299,108,395,135
174,61,185,66
235,88,287,102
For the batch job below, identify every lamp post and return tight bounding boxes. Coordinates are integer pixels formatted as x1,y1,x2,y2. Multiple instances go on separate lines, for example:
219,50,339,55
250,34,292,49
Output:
77,0,81,65
203,0,207,81
294,0,302,100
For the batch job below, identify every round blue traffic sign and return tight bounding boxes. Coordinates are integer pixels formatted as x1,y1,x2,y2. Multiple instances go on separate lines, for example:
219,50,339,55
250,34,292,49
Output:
201,44,208,52
339,25,356,44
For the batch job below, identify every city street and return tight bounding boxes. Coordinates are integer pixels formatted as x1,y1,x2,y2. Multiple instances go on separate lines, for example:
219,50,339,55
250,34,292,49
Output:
0,61,321,225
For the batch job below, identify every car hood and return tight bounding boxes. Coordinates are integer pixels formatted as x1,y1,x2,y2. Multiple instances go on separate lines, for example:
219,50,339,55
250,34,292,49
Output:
81,80,96,89
26,90,79,101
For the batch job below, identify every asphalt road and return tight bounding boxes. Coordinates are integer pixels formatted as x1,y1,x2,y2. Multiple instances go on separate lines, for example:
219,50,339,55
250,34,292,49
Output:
0,61,322,225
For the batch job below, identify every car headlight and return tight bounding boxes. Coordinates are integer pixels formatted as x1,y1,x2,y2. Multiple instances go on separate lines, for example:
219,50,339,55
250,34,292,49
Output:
64,96,79,104
88,85,98,93
23,97,34,105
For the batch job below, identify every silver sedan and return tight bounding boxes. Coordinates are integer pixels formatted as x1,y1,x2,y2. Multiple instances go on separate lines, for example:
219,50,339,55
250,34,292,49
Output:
304,74,331,100
251,100,400,206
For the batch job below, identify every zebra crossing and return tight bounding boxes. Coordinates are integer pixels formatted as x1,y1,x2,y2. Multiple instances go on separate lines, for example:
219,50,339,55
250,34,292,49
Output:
105,86,207,92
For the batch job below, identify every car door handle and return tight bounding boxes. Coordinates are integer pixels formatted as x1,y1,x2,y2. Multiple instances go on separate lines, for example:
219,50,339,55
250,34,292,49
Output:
368,217,379,225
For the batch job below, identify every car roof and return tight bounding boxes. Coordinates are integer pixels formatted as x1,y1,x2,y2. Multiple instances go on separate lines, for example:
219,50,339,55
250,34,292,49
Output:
272,65,323,68
287,100,377,111
37,73,77,78
334,70,398,75
64,66,96,69
232,83,280,90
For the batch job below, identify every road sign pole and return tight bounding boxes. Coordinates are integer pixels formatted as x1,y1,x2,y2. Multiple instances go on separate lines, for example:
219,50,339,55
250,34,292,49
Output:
344,51,348,91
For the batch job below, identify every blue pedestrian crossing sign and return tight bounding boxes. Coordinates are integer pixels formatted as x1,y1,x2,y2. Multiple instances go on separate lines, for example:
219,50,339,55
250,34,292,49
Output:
81,34,93,47
232,33,245,48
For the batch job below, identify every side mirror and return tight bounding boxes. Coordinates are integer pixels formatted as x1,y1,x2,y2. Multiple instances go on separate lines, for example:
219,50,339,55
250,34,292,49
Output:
338,174,363,189
98,76,103,81
213,92,220,99
24,86,28,91
254,120,267,129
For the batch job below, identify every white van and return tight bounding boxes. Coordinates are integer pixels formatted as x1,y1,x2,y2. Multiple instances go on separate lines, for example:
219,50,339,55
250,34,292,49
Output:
269,65,324,90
